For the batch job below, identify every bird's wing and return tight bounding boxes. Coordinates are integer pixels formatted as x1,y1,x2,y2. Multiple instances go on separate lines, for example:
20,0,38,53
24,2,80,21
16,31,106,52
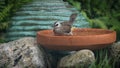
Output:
62,25,71,33
61,22,72,33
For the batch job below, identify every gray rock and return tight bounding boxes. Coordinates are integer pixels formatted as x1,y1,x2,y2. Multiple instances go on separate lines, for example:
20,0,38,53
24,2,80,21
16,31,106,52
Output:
110,42,120,61
0,37,51,68
57,49,95,68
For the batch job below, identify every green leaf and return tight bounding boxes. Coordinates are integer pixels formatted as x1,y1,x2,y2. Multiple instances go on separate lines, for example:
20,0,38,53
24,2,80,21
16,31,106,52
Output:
91,19,108,29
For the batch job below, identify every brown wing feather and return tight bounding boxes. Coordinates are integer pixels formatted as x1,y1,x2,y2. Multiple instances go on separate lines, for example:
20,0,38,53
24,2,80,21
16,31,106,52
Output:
61,22,71,33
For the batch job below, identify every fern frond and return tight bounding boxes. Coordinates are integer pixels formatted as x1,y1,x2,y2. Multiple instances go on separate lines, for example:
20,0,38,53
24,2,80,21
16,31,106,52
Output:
0,4,13,22
0,22,9,30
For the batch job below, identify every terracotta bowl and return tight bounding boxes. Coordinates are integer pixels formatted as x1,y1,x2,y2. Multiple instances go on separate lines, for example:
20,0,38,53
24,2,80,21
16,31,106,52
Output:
37,28,116,50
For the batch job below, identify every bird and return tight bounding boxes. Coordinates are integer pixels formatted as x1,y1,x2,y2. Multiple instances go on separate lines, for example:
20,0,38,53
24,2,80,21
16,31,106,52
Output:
53,13,77,36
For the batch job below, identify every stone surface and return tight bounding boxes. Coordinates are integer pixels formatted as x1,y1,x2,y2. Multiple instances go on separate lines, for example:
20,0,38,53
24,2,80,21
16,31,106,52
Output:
57,49,95,68
6,0,90,41
110,42,120,61
0,37,51,68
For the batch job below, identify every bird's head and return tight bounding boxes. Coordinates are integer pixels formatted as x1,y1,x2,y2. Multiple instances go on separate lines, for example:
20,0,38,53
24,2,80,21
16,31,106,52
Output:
53,21,62,28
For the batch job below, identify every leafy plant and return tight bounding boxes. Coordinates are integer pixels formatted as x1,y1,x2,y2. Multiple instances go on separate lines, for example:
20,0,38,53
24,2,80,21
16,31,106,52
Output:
89,49,112,68
67,0,81,11
0,4,13,31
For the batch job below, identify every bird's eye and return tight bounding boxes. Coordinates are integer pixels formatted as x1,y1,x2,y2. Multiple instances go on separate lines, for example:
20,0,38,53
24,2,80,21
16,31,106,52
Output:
54,21,61,27
55,24,58,26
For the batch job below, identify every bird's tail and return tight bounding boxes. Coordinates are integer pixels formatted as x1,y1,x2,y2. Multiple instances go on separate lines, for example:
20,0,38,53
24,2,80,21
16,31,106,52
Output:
69,13,78,24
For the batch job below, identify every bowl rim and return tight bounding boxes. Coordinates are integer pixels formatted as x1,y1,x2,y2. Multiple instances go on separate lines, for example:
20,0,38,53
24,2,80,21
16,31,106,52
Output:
37,28,116,38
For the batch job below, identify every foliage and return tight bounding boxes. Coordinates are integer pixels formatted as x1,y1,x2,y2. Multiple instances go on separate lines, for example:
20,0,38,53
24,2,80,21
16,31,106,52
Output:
66,0,120,40
0,37,5,43
0,4,13,31
89,49,113,68
67,0,81,11
65,0,120,67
